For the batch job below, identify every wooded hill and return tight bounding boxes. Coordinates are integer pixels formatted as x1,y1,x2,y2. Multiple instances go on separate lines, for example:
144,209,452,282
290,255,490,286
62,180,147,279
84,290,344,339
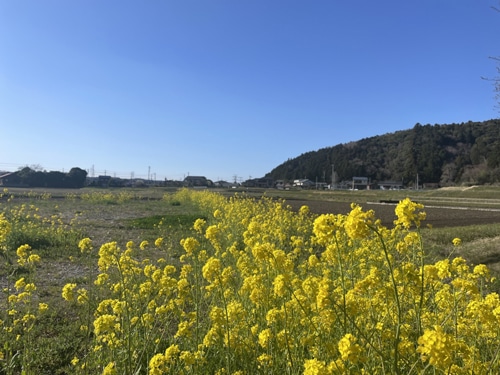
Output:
265,119,500,187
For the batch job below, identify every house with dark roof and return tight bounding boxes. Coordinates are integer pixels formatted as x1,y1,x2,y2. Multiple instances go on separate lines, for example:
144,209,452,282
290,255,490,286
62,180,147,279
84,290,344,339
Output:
352,177,370,190
0,172,24,187
183,176,211,187
242,177,274,188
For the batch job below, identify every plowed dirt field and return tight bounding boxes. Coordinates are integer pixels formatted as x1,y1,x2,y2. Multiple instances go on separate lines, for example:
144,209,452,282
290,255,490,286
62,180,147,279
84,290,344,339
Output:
285,199,500,228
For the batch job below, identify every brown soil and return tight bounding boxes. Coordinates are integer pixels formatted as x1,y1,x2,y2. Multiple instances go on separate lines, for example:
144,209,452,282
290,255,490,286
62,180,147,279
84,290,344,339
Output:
285,199,500,228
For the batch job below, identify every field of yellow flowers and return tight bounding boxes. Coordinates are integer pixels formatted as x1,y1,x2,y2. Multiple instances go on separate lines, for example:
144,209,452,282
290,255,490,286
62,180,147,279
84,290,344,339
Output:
1,188,500,374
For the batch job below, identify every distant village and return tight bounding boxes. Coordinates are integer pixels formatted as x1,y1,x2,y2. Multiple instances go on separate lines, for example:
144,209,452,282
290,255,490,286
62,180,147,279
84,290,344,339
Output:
0,170,422,190
85,175,415,190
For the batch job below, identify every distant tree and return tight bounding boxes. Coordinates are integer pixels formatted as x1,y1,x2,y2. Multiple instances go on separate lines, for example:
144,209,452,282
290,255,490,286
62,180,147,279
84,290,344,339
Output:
17,164,44,172
32,171,46,187
11,166,88,188
66,167,88,188
17,166,35,180
46,171,66,188
17,166,40,186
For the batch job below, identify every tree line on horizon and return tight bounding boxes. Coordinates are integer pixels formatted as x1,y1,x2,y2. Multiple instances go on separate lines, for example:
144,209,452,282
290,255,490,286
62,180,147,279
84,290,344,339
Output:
265,119,500,187
4,119,500,189
2,166,88,188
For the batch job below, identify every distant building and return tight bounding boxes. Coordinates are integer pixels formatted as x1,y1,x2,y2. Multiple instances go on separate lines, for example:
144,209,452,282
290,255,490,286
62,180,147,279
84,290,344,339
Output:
183,176,212,187
242,177,274,188
98,175,112,187
293,179,315,188
378,180,404,190
0,172,24,187
351,177,370,190
214,180,234,188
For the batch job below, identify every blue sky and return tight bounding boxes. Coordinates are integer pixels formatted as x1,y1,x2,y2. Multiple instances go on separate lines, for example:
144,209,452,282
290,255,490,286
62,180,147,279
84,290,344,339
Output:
1,0,499,182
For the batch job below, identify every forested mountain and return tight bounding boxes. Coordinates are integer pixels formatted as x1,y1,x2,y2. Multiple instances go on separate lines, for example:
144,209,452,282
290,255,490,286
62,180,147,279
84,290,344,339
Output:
265,119,500,186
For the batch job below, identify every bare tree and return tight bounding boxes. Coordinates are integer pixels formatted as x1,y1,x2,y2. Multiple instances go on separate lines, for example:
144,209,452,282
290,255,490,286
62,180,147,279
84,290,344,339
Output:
482,4,500,112
493,56,500,111
18,164,44,172
491,5,500,111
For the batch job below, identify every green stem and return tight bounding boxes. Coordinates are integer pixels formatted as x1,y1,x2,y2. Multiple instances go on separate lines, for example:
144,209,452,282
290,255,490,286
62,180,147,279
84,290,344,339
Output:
334,235,348,332
216,274,231,373
375,228,402,375
113,253,133,375
417,229,425,338
282,300,294,373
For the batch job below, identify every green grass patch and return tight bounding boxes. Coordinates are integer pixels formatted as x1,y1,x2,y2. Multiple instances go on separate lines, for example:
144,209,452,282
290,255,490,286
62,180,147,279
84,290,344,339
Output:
422,222,500,247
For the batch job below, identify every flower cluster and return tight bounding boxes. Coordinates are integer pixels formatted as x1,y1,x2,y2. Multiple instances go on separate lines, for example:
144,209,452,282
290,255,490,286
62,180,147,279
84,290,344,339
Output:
0,212,11,246
57,189,500,374
0,242,47,373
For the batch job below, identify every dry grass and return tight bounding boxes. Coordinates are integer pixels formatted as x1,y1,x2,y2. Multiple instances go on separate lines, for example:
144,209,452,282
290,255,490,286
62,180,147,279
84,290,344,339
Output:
455,236,500,273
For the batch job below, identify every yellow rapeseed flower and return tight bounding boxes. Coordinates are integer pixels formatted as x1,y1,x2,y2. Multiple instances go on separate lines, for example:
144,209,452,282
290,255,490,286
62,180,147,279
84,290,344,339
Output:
338,333,362,363
16,244,30,259
273,274,287,297
394,197,426,229
27,254,41,264
102,361,118,375
14,277,26,291
473,264,490,278
205,225,221,250
78,237,93,253
313,213,340,245
62,283,77,302
202,257,221,283
0,213,11,245
258,328,272,348
154,237,164,248
164,344,180,362
149,353,168,375
77,288,88,304
180,237,199,256
345,204,374,239
257,353,273,368
417,325,455,370
180,350,196,366
93,314,119,336
193,218,206,233
303,358,328,375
